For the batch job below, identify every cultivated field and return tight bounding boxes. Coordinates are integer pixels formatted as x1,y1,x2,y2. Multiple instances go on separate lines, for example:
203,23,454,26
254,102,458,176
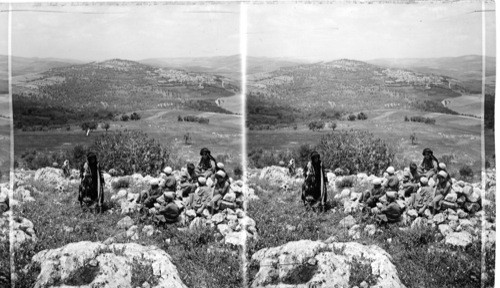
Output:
247,108,484,179
443,94,483,118
14,108,242,173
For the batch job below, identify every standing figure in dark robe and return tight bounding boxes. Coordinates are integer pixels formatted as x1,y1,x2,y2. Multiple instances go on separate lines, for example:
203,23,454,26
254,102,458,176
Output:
79,152,105,213
302,151,328,209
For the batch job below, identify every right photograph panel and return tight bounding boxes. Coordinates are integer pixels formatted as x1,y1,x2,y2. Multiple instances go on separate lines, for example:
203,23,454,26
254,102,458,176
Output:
244,2,495,288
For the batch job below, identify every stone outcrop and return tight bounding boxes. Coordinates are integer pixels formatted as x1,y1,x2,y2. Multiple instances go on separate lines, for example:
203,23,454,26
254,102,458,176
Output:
250,239,406,288
31,241,188,288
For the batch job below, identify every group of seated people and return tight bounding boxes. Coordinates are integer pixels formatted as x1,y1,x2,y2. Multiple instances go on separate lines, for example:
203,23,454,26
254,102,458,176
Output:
361,148,453,225
135,147,243,225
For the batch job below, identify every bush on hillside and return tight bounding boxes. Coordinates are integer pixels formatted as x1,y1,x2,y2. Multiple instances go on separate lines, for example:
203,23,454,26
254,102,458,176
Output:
357,112,367,120
17,131,170,176
459,165,474,180
315,130,394,175
308,120,325,131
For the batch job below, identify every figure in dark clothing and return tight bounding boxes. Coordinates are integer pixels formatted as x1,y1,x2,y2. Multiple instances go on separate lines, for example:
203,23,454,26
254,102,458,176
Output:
302,151,328,209
362,178,386,208
418,148,439,179
196,148,217,178
79,152,105,212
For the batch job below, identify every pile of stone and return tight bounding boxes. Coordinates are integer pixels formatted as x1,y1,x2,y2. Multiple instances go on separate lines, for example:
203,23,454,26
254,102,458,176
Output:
187,207,258,246
250,239,406,288
105,216,157,244
30,241,188,288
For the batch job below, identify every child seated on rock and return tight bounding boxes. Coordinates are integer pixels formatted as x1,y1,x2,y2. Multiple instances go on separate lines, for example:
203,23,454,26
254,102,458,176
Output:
376,191,402,225
401,170,418,198
410,177,433,216
362,178,386,208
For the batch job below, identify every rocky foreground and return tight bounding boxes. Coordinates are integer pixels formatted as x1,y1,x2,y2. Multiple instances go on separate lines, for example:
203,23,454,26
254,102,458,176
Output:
1,167,259,287
0,165,496,287
251,166,495,249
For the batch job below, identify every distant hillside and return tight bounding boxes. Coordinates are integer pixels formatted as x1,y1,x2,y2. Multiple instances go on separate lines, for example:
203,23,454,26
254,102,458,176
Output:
247,59,464,129
0,55,84,77
368,55,495,94
140,55,305,79
12,59,239,128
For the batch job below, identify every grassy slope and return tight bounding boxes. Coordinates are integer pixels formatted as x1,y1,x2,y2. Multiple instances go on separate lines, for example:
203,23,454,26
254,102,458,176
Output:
13,177,242,288
246,177,493,288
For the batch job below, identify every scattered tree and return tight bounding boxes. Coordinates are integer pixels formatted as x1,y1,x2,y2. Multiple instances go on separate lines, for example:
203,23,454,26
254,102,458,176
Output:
102,122,110,132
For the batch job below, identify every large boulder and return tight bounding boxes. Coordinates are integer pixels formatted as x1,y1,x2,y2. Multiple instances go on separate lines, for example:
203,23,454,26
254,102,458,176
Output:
31,241,188,288
34,167,66,186
250,240,406,288
259,166,292,186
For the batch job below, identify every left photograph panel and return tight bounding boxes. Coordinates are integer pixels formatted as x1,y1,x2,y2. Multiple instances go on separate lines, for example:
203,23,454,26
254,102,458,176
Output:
0,3,11,287
10,3,244,288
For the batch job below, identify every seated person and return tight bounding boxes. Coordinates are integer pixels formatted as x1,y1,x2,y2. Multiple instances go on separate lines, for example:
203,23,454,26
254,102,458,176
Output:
382,166,399,192
437,162,452,184
161,166,177,193
188,177,213,216
376,191,402,225
195,148,216,178
208,170,230,212
179,171,196,198
418,148,439,179
401,170,418,197
362,178,386,208
138,179,163,209
155,192,181,224
409,177,434,216
432,171,451,213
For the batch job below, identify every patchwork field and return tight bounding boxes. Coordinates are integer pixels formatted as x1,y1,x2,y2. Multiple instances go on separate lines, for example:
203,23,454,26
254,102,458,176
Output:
14,108,242,173
247,109,485,179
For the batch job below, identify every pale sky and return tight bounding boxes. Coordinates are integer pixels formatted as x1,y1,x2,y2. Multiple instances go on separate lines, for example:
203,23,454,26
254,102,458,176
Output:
9,3,240,61
247,2,496,61
0,2,497,62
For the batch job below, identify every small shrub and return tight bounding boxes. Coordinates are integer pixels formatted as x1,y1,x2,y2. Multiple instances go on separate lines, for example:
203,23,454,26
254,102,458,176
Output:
330,122,337,131
357,112,367,120
121,114,129,121
347,114,356,121
130,258,160,287
308,120,325,131
130,112,141,121
233,166,243,179
348,257,377,287
459,165,474,179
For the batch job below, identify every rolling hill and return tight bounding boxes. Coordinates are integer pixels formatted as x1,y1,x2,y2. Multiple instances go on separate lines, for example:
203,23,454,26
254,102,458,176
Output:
0,55,84,77
12,58,239,129
140,55,305,79
368,55,495,94
246,59,467,129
